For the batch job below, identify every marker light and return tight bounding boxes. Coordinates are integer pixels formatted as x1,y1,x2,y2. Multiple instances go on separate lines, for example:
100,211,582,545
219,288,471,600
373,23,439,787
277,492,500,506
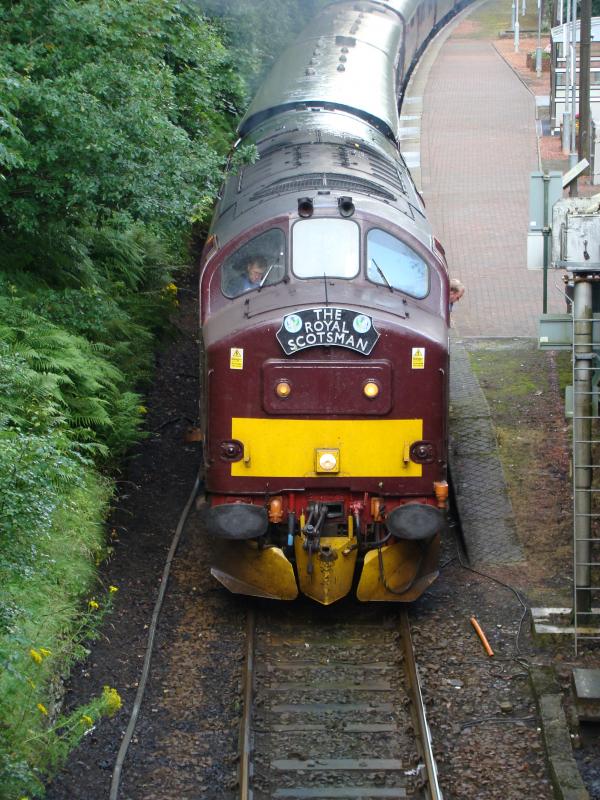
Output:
433,480,449,509
275,380,292,398
220,439,243,461
363,381,380,399
410,440,435,463
316,449,340,473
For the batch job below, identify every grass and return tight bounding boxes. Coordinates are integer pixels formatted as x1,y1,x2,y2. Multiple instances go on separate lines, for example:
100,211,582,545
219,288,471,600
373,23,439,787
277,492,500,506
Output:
0,271,179,797
457,0,548,40
467,339,573,603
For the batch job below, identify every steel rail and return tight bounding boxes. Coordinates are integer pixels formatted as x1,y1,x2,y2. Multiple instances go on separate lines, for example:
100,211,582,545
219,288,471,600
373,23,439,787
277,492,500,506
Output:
239,607,256,800
239,605,442,800
400,609,444,800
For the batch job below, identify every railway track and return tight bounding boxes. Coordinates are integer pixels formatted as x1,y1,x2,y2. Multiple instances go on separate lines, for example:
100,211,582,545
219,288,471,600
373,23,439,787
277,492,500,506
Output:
239,602,442,800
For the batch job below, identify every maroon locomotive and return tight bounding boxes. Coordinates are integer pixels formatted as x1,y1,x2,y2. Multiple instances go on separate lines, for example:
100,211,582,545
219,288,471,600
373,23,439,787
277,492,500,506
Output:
198,0,454,604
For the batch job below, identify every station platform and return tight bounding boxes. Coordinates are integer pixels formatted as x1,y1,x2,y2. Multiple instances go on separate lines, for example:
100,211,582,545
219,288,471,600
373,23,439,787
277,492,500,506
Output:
403,0,570,339
399,0,571,565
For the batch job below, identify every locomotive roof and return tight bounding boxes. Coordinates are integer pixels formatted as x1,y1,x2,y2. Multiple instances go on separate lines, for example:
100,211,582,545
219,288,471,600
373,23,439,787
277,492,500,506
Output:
238,1,405,142
211,108,432,253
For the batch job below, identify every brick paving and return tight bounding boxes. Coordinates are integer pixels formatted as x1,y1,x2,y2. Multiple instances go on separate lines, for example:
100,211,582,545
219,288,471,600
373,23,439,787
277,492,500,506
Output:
420,4,566,337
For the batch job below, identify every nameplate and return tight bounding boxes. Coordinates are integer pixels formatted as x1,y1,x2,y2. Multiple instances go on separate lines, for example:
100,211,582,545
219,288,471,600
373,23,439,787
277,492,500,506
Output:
276,307,379,355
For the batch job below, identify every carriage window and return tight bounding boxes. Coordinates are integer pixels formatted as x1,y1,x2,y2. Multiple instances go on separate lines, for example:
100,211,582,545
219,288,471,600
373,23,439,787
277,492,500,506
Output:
293,219,359,279
221,229,286,298
366,229,429,298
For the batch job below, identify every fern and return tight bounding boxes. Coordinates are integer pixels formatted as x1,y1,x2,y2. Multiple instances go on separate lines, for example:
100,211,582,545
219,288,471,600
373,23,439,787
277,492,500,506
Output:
0,295,144,456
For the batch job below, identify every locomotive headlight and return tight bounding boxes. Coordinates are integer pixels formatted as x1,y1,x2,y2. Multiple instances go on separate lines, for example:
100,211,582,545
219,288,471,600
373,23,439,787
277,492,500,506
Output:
319,453,337,471
315,448,340,473
275,380,292,398
363,380,380,399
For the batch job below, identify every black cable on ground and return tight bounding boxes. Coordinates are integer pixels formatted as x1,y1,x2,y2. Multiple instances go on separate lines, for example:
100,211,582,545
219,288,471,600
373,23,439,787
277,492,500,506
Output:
446,519,530,658
461,715,535,730
152,415,196,433
109,472,202,800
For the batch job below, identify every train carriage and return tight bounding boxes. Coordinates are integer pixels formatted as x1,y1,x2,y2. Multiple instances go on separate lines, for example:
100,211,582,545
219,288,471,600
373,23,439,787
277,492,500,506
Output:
198,0,459,604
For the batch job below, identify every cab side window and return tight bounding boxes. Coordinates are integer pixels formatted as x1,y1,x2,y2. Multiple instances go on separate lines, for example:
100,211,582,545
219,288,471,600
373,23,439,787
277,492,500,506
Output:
221,229,286,298
366,228,429,298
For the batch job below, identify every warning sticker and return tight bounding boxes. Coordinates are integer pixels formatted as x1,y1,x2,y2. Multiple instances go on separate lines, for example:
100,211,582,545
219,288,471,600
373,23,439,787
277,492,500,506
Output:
411,347,425,369
230,348,244,370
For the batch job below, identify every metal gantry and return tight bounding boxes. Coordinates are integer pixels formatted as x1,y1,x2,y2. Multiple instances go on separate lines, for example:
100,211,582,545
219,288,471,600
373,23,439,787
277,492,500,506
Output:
538,284,600,652
572,281,600,653
538,192,600,652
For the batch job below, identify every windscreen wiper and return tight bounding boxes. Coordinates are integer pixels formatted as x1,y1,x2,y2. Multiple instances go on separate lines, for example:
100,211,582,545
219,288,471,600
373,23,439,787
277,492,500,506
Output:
258,263,275,290
371,258,394,293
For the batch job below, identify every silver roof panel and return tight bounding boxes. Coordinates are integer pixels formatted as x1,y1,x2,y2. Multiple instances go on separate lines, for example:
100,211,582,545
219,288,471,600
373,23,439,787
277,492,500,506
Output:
356,0,425,18
239,2,404,141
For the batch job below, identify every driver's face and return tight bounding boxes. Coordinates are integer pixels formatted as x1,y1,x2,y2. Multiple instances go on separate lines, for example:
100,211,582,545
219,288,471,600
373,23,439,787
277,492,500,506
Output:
248,264,265,283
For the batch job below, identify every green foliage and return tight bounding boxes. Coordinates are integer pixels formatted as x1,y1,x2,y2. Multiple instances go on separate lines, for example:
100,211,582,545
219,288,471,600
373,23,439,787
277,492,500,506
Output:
0,283,147,796
1,681,122,799
0,67,24,172
0,0,245,270
0,293,145,454
13,219,177,386
560,0,600,19
0,432,83,576
0,468,116,798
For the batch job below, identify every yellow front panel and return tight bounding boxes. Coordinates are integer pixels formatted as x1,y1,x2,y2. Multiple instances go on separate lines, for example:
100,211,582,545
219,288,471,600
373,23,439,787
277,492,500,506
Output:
231,418,423,478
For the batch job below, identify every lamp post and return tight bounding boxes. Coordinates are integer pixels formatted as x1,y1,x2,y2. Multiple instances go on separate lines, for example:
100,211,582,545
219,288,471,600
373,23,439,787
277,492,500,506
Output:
535,0,543,76
579,0,592,169
563,0,572,153
522,0,527,15
570,0,578,171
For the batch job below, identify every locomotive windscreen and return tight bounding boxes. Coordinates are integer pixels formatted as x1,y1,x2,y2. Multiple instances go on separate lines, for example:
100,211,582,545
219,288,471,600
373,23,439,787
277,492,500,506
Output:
292,218,359,278
366,228,430,298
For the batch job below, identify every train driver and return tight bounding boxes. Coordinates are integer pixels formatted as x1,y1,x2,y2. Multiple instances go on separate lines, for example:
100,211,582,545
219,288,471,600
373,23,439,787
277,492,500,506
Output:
231,255,268,294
